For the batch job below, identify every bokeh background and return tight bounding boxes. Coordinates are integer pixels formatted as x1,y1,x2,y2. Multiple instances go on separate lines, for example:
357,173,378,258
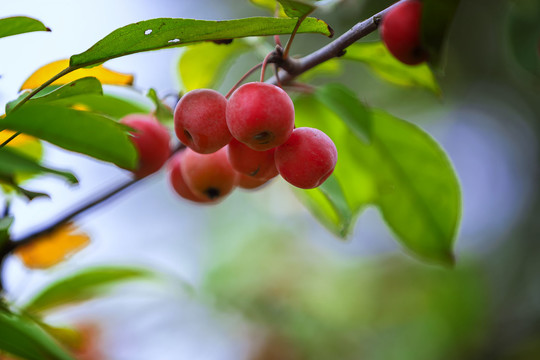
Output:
1,0,540,359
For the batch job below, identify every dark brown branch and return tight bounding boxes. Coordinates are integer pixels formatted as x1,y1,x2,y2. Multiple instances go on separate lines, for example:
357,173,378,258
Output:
267,1,403,85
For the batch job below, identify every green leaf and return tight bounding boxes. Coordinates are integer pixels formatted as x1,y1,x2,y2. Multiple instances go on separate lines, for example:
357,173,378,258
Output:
294,86,460,265
250,0,287,17
0,104,137,169
50,93,151,120
0,216,14,248
421,0,461,68
0,147,78,184
2,181,50,201
147,88,173,124
277,0,315,18
370,109,460,265
315,83,372,143
23,266,152,314
0,16,50,39
294,174,353,237
294,94,377,237
342,42,440,94
0,310,75,360
32,77,103,103
178,40,251,92
70,17,333,67
5,77,103,114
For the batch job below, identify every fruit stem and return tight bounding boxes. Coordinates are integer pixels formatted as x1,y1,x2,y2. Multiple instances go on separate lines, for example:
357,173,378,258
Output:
282,13,310,60
260,51,275,82
274,63,282,88
267,0,405,85
225,62,263,99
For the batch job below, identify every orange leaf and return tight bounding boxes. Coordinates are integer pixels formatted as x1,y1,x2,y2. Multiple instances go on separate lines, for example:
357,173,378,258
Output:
15,223,90,269
20,59,134,90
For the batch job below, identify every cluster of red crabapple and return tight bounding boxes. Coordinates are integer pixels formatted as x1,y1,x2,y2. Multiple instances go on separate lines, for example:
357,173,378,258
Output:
119,0,426,204
172,81,338,203
121,81,338,204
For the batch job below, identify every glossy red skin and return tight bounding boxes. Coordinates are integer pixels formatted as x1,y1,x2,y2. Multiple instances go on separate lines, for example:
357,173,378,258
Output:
174,89,231,154
380,0,428,65
167,151,212,203
275,127,337,189
226,82,295,151
120,114,171,178
180,147,238,201
237,173,272,190
227,138,278,179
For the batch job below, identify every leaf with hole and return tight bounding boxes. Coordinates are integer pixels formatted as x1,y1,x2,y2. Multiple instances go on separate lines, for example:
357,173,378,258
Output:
0,16,49,39
70,17,333,67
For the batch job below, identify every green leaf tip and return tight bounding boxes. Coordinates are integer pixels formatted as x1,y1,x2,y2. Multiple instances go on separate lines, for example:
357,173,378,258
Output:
0,16,50,39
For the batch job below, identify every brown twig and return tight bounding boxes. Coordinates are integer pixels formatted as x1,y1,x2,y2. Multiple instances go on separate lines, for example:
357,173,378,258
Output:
0,144,185,291
267,1,402,85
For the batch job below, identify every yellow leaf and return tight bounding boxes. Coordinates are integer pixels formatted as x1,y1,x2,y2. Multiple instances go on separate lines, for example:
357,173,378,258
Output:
0,130,37,148
20,59,134,90
15,223,90,269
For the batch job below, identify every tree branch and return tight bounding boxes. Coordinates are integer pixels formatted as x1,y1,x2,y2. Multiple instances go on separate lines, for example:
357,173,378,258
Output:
0,1,405,292
268,1,403,85
0,144,185,292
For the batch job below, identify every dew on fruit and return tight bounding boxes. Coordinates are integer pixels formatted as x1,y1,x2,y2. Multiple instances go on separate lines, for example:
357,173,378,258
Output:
144,29,152,35
253,131,274,145
168,39,180,43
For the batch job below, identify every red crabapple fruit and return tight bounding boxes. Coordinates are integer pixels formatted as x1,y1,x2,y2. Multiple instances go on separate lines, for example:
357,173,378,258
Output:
275,127,337,189
227,138,278,179
180,147,238,201
237,173,273,190
120,114,171,178
167,151,212,203
380,0,428,65
226,82,295,151
174,89,231,154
